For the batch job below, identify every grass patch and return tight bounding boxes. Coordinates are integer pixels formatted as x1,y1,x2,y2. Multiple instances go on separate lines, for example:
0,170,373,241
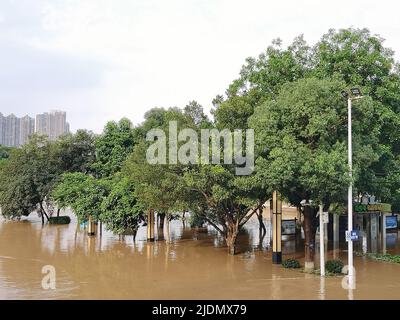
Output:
357,252,400,264
303,269,343,277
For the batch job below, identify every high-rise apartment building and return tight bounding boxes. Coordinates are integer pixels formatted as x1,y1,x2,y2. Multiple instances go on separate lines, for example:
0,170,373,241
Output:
19,115,35,146
4,114,20,147
0,113,5,146
35,110,69,141
0,113,34,147
0,110,68,147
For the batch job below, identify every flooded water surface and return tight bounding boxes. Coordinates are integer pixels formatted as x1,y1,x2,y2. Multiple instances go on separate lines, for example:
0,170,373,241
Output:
1,213,400,300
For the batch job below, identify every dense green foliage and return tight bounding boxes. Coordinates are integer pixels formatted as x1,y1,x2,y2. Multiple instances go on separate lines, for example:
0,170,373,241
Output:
0,132,96,221
91,118,139,178
52,172,109,222
325,259,345,274
282,258,301,269
124,106,265,254
52,119,144,233
100,177,145,236
0,136,60,220
49,216,71,224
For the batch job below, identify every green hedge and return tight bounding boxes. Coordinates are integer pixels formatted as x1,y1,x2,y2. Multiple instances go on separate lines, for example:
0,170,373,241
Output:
364,253,400,264
282,258,301,269
49,216,71,225
325,259,344,274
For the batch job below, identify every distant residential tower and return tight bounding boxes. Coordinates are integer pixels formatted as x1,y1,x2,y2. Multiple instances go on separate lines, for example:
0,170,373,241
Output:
0,110,69,147
35,110,70,141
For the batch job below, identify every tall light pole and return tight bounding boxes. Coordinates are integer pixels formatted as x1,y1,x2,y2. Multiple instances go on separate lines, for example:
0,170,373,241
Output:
341,88,363,286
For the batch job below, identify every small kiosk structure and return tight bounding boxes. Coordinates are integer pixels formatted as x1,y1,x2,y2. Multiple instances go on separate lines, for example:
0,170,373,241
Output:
335,202,397,253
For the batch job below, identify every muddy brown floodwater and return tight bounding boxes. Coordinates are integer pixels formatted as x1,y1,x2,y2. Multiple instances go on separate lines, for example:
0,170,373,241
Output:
1,212,400,300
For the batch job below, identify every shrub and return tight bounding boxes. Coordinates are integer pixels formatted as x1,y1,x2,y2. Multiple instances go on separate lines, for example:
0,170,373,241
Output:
365,253,400,264
282,258,301,269
325,259,344,274
49,216,71,225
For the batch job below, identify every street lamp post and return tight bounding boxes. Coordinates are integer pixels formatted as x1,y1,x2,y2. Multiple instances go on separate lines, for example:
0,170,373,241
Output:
347,95,354,282
341,88,363,287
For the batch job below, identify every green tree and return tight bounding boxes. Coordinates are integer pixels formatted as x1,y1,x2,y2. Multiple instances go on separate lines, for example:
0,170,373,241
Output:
249,77,384,270
92,118,138,178
56,130,96,174
125,106,265,254
226,36,311,105
52,172,109,222
184,100,211,128
100,176,145,239
0,135,60,222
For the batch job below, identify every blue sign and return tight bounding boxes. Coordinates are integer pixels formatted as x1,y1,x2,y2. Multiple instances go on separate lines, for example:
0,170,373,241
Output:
351,230,359,240
346,230,360,241
386,215,398,229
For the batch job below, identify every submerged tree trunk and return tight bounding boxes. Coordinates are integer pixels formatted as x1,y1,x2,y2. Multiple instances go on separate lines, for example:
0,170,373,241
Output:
256,207,266,248
158,212,166,229
40,203,50,223
303,205,317,272
132,228,137,242
165,218,171,243
226,223,239,255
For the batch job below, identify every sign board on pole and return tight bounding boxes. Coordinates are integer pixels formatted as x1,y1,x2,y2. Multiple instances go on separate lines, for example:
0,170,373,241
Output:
345,230,360,242
282,219,296,235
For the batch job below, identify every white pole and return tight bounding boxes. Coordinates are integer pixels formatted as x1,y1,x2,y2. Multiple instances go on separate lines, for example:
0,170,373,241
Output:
348,98,354,282
319,204,325,276
382,213,387,254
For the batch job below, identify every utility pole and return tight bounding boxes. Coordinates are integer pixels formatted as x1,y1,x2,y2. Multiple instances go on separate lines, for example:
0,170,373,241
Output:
341,87,363,288
347,96,354,283
319,204,325,276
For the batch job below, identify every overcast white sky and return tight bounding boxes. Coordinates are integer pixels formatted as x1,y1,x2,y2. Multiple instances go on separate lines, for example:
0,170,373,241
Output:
0,0,399,133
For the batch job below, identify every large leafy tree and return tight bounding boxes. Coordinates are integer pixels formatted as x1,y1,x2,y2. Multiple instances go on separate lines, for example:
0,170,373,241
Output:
249,77,384,270
52,172,110,222
56,130,96,174
211,27,400,264
125,105,265,254
52,119,145,234
92,118,139,178
0,135,60,222
226,36,311,106
0,131,97,222
311,28,400,212
100,176,145,239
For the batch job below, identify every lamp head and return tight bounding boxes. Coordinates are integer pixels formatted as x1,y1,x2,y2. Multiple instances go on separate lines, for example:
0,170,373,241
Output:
350,87,362,96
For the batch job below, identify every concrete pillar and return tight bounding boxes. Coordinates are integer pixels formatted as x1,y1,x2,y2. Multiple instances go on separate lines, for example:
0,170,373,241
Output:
147,209,155,241
272,191,282,264
87,215,96,236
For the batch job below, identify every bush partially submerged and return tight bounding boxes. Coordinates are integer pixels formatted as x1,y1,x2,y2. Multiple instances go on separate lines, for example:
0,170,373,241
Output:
325,259,344,274
282,258,301,269
49,216,71,225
